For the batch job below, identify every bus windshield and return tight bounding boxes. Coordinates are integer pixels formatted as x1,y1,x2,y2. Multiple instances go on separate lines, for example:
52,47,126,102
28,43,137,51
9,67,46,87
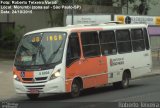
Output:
14,32,67,67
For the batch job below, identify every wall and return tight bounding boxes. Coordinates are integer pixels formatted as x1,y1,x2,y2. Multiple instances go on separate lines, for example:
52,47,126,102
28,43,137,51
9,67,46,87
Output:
0,10,50,36
150,36,160,49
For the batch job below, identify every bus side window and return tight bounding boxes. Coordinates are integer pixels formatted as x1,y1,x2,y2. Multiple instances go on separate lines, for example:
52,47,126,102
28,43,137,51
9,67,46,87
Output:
116,30,132,54
131,29,145,52
99,30,117,55
81,31,100,57
143,28,150,50
66,33,80,67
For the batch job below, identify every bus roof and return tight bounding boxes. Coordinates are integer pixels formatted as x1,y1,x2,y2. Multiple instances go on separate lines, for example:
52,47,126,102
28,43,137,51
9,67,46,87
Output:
25,24,148,36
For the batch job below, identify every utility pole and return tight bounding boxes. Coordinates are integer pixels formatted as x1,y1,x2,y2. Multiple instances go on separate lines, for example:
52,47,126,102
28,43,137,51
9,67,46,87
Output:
127,0,128,14
71,0,74,25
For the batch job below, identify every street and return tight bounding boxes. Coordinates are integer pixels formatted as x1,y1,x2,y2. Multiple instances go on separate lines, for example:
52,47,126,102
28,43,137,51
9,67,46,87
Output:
0,0,160,108
0,56,160,108
5,75,160,102
1,75,160,108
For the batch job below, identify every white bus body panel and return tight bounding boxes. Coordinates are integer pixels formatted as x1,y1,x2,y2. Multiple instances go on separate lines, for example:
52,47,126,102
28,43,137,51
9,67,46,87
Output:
13,64,66,94
107,50,152,83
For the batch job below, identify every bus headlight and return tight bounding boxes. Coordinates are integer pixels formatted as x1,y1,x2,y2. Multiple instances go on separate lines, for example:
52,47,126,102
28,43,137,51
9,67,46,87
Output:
13,74,20,81
50,69,61,80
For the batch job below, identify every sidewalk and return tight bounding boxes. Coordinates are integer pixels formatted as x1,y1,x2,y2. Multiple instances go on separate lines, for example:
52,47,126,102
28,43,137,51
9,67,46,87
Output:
143,57,160,77
0,59,15,100
0,59,13,73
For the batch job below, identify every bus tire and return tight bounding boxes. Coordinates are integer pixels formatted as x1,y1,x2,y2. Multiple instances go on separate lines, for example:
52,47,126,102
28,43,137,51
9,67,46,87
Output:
27,94,39,100
70,80,80,98
113,72,129,89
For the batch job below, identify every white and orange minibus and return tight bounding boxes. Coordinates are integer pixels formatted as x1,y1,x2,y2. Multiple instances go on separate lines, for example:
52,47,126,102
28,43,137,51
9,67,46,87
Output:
13,24,152,99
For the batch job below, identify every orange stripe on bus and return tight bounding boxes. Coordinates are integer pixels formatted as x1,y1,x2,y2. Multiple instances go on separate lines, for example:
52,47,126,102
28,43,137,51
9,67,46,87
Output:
65,56,108,92
13,67,34,82
24,71,34,78
65,80,72,92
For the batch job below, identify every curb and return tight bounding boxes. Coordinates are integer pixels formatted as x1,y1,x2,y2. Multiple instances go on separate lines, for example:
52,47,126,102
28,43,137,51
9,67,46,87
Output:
135,72,160,80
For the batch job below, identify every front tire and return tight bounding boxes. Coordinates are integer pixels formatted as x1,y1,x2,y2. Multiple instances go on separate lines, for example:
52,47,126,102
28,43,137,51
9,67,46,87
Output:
70,80,80,98
27,94,39,100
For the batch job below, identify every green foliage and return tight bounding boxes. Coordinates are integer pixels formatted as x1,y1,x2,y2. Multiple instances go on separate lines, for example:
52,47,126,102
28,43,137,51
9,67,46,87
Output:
48,10,64,27
1,25,25,50
120,0,159,15
14,25,26,41
3,27,15,41
3,25,25,40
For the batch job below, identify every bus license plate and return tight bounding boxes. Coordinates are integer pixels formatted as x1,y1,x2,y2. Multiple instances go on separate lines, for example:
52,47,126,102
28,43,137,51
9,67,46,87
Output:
29,89,39,94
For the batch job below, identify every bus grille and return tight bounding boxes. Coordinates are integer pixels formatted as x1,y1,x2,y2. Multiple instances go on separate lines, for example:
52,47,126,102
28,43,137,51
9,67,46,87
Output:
25,85,45,91
22,77,47,81
35,77,47,81
22,78,33,81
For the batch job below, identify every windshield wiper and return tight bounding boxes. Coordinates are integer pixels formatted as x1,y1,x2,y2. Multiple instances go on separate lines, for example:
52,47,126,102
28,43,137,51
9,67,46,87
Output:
37,44,47,64
46,41,63,64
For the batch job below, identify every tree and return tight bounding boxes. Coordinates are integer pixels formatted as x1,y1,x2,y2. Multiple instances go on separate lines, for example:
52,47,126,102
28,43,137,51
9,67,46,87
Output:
119,0,159,15
77,0,158,15
78,0,113,6
137,0,149,15
47,0,67,27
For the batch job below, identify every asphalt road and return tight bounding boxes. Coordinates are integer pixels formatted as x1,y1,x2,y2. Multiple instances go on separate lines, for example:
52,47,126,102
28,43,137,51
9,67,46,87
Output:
7,75,160,102
0,56,159,108
2,75,160,108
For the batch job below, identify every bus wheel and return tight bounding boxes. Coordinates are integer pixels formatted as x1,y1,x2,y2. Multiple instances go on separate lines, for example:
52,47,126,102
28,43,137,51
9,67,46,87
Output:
113,72,129,89
121,72,129,88
27,94,39,100
70,80,80,98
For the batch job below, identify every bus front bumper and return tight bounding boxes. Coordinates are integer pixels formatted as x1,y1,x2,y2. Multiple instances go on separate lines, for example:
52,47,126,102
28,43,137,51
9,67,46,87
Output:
13,77,65,94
